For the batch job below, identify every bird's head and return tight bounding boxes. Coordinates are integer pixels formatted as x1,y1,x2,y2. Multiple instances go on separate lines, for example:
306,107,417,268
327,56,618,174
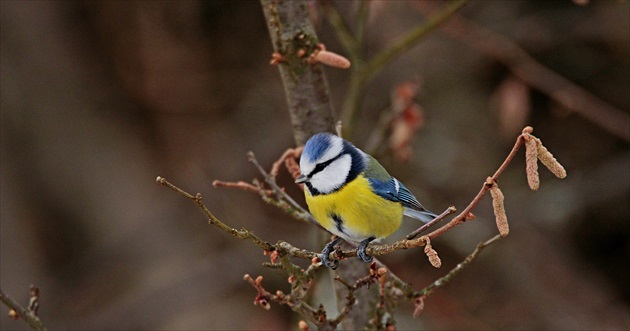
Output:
296,133,364,195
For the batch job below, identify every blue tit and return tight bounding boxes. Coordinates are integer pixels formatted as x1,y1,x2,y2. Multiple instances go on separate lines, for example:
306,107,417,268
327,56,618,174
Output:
295,132,437,269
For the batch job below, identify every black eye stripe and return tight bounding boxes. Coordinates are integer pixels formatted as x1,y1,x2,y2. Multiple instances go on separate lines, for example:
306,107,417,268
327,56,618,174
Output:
309,153,344,177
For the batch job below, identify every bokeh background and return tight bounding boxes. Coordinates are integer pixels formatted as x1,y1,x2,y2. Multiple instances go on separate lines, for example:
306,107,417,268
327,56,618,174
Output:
1,1,628,330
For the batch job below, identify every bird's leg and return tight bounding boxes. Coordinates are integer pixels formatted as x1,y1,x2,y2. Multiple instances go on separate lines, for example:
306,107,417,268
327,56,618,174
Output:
320,237,344,269
357,236,376,263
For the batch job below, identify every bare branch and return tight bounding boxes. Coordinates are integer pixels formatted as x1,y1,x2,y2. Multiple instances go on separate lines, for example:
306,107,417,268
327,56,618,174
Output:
363,0,469,81
417,2,630,142
336,0,468,136
0,287,46,331
247,151,319,227
319,0,361,61
212,180,273,196
157,176,274,252
416,234,503,299
406,205,457,239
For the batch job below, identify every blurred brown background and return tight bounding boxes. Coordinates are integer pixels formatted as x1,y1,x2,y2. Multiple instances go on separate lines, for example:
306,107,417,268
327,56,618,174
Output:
1,1,628,330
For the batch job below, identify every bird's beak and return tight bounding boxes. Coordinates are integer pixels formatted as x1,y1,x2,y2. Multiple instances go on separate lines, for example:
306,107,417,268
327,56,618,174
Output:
295,174,308,184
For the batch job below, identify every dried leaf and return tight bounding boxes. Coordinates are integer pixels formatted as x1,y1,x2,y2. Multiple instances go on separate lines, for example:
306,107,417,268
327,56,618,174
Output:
413,297,425,318
389,80,425,162
392,80,419,113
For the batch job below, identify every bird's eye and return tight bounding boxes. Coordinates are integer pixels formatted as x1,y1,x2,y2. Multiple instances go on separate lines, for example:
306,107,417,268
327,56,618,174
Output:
312,157,337,176
313,161,329,174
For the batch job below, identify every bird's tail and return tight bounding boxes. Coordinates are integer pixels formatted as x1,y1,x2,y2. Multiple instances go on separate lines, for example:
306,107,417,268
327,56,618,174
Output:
403,207,438,223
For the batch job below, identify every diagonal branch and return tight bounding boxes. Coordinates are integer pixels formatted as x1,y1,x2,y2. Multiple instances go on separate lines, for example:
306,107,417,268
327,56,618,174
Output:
0,289,46,331
416,2,630,142
157,176,274,252
337,0,469,134
416,234,503,298
320,0,361,62
363,0,469,81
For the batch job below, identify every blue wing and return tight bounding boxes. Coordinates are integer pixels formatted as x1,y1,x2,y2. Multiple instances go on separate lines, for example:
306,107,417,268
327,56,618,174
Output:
368,177,437,222
367,177,420,208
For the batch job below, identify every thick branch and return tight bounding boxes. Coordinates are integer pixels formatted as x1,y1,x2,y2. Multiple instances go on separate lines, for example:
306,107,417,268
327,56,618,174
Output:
260,0,336,144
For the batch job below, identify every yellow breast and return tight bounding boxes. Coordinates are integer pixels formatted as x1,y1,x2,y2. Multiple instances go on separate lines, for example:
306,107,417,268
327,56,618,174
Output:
304,174,403,242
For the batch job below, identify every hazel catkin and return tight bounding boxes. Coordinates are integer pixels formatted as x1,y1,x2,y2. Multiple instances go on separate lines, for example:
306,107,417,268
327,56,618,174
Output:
536,138,567,178
524,134,540,191
489,179,509,237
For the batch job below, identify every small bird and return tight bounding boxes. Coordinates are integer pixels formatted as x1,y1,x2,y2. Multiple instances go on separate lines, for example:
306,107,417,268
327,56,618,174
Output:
296,132,437,269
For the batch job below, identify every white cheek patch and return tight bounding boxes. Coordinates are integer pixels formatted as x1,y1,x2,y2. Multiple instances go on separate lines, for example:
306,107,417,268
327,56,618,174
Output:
300,135,344,177
310,154,351,193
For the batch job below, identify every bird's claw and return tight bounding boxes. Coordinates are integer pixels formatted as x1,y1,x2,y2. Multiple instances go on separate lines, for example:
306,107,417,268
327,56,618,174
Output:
357,237,376,263
320,252,339,270
320,237,343,270
357,245,374,263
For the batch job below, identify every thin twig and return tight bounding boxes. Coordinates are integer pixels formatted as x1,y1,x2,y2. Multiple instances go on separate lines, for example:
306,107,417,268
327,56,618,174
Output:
157,176,274,252
416,2,630,142
320,0,360,62
406,205,457,239
270,146,304,178
247,151,321,228
363,0,469,81
331,262,384,327
213,176,311,223
212,180,273,196
158,176,321,261
415,234,503,298
247,151,314,223
275,241,318,260
424,132,526,240
354,0,370,53
156,176,195,199
0,289,46,331
363,106,394,156
338,0,468,134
